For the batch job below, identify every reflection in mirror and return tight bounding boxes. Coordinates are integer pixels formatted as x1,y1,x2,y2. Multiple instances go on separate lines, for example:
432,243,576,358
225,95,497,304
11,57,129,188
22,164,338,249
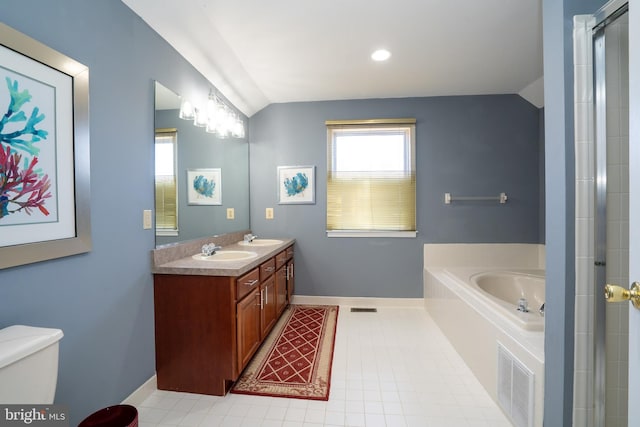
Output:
154,81,250,247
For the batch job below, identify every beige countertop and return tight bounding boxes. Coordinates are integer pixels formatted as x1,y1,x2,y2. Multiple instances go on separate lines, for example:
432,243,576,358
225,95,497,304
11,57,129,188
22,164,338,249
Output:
152,237,295,277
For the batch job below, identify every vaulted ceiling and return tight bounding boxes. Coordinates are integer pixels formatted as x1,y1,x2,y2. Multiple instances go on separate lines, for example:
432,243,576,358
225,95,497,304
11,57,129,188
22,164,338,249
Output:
123,0,543,116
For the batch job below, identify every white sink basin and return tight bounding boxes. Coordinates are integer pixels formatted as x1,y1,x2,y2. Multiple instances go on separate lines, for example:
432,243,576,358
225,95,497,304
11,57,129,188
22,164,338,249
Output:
192,250,258,261
237,239,284,247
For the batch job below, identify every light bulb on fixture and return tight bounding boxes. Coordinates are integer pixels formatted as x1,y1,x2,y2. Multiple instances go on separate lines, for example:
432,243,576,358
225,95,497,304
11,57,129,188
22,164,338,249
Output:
217,107,231,138
205,116,218,133
178,98,195,120
193,107,208,127
232,114,245,138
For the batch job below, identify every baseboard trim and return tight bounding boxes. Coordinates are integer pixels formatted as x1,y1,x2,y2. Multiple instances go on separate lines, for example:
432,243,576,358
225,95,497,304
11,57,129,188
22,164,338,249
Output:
122,375,156,406
291,295,424,308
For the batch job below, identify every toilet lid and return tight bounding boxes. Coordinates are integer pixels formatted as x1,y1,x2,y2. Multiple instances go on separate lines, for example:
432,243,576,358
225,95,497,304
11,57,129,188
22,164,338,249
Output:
0,325,64,369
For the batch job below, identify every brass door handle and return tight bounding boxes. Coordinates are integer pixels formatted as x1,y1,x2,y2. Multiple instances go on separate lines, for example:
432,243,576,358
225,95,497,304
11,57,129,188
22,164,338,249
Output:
604,282,640,309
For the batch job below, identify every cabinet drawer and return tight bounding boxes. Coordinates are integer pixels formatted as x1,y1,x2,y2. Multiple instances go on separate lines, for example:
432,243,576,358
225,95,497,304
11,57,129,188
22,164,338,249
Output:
260,258,276,281
275,250,288,269
236,268,260,300
286,245,294,260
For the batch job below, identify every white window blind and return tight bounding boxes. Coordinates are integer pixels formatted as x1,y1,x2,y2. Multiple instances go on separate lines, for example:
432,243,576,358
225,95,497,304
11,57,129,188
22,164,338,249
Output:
326,119,416,237
155,128,178,235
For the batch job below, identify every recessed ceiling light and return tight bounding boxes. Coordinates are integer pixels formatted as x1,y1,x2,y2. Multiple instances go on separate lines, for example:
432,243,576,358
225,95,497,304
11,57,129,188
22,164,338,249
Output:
371,49,391,62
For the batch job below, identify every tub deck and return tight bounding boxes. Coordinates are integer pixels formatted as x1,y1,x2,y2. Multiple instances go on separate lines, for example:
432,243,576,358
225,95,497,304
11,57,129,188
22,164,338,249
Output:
423,243,546,426
426,267,545,361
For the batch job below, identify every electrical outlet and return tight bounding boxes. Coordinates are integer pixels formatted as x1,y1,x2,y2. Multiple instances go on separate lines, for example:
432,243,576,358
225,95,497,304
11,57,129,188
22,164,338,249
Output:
226,208,235,219
143,210,153,229
266,207,274,219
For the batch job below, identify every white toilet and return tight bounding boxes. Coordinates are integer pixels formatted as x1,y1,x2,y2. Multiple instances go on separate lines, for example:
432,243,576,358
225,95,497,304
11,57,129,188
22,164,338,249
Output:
0,325,64,404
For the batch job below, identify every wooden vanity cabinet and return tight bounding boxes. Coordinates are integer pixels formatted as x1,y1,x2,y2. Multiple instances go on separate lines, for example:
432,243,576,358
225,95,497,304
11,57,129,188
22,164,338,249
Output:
153,245,294,396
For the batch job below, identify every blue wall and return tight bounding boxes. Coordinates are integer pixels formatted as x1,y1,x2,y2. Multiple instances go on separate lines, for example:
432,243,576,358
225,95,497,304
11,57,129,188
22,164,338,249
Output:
249,95,542,298
0,1,245,424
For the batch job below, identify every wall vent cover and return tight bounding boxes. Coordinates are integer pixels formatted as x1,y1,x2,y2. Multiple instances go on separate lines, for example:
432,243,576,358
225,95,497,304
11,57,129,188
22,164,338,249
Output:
350,307,377,313
497,343,534,427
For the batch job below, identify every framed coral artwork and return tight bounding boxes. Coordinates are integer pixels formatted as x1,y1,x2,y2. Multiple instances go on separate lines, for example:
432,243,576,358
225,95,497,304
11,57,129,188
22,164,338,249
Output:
187,168,222,205
277,165,315,204
0,23,91,269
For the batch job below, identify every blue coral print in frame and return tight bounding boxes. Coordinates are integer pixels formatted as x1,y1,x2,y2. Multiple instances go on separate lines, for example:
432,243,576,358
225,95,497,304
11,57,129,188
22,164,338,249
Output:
277,166,315,204
187,168,222,205
0,22,90,269
0,32,79,250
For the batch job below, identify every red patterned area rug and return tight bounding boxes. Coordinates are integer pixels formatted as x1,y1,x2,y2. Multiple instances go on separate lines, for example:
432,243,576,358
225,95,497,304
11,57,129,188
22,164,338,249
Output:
231,305,339,400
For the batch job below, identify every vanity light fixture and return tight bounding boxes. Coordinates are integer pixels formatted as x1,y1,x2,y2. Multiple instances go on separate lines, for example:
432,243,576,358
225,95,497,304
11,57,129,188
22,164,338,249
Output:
371,49,391,62
179,88,245,139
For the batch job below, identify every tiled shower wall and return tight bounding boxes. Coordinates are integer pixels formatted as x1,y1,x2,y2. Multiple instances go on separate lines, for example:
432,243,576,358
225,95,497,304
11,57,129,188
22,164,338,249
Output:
603,13,629,427
573,13,629,427
573,16,596,427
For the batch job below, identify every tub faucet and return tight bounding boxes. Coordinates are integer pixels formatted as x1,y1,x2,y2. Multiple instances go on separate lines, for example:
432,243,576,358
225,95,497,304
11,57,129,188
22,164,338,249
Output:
201,243,222,256
517,298,529,313
539,303,545,317
244,233,257,243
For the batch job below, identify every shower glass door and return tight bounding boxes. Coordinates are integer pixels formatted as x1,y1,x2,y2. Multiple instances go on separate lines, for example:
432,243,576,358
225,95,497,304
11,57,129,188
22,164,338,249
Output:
593,3,629,426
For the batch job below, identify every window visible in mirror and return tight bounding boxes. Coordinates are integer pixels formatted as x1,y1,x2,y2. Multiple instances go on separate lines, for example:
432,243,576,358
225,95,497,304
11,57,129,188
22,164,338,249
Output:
155,128,178,236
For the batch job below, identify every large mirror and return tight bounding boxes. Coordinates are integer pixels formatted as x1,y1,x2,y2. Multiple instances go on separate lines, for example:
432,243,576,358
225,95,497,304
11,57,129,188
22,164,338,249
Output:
154,81,250,247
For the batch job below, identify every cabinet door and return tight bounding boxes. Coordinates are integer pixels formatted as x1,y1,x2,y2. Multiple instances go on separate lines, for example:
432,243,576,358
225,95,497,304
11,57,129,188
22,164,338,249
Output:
260,275,277,337
275,265,288,315
236,289,261,372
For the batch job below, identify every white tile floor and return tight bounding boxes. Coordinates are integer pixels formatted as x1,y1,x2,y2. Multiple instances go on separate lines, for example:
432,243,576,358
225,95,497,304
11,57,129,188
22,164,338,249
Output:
138,306,512,427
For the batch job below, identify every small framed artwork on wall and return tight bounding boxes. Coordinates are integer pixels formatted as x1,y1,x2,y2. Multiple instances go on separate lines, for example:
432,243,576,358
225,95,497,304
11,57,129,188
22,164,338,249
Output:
187,168,222,205
277,165,315,204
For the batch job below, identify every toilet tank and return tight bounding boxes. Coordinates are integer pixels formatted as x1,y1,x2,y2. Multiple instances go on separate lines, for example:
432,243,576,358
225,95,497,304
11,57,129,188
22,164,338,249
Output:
0,325,64,404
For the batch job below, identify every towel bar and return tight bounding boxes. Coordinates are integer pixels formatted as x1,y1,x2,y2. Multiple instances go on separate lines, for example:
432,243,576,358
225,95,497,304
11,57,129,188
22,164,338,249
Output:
444,192,508,204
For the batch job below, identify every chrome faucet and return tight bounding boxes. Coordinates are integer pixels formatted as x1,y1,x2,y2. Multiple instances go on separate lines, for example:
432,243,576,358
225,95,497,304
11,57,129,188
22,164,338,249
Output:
201,243,222,257
517,298,529,313
243,233,257,243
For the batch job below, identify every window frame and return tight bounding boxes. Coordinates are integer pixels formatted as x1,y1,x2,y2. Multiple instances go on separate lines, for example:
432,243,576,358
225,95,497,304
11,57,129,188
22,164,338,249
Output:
326,118,417,238
155,127,179,236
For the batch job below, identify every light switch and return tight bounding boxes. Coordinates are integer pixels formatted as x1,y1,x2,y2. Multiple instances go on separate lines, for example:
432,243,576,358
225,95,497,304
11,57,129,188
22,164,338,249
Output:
226,208,235,219
266,208,274,219
143,210,153,229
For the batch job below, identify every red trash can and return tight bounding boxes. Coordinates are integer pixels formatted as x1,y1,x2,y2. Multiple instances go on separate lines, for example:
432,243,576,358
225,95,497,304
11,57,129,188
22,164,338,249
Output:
78,405,138,427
